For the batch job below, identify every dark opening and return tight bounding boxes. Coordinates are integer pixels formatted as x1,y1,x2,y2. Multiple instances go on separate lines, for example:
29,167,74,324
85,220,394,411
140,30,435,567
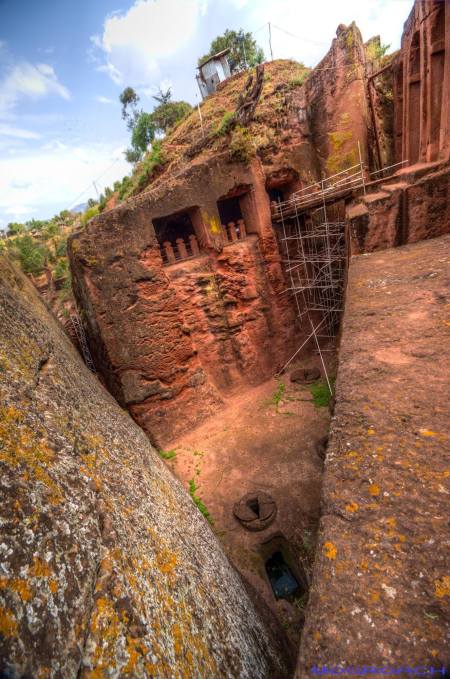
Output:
153,211,196,247
265,551,303,601
268,187,285,203
247,497,260,517
217,196,243,226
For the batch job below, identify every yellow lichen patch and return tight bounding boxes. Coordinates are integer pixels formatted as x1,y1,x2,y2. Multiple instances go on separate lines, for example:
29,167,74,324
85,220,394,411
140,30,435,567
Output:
434,576,450,598
313,630,321,641
370,591,380,603
367,427,375,435
124,635,149,673
323,541,337,560
345,501,359,513
0,607,18,637
419,429,438,437
0,406,63,505
0,577,33,602
368,483,380,496
49,579,58,594
29,557,51,578
156,547,178,575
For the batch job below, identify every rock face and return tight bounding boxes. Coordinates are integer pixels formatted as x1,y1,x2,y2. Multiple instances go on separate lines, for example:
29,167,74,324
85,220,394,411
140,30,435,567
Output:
347,162,450,253
0,257,290,679
392,0,449,164
69,157,298,446
297,235,450,676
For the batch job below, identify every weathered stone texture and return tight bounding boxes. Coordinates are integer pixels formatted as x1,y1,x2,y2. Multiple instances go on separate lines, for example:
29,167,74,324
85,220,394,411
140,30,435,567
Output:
69,156,298,445
347,163,450,254
392,0,449,164
0,257,290,678
296,236,450,676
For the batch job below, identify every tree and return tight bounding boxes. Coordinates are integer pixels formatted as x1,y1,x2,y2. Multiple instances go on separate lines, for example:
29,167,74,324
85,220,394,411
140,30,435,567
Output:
7,222,25,237
152,87,172,105
198,29,265,73
151,100,192,134
119,86,190,163
131,112,156,156
119,86,140,129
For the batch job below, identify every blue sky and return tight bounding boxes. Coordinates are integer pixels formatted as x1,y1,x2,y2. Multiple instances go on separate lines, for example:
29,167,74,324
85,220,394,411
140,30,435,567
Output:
0,0,413,229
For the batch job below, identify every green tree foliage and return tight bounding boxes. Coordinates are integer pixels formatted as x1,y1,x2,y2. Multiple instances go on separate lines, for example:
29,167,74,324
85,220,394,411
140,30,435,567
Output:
151,100,192,134
131,112,156,155
7,222,25,236
119,86,190,163
198,29,264,72
152,87,172,105
10,234,49,275
119,86,140,128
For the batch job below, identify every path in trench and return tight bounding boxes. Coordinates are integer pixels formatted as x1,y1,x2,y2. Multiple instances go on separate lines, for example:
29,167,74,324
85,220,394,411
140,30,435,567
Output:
164,363,333,645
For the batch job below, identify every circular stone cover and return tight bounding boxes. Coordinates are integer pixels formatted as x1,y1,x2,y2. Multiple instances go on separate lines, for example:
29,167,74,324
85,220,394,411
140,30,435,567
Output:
233,492,277,532
290,367,321,384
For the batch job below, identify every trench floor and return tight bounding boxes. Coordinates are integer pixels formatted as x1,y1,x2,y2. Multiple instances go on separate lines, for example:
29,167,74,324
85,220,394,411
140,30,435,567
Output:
165,355,335,646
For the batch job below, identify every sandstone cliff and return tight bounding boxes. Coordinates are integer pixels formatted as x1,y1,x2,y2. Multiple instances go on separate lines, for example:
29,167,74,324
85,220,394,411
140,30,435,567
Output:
0,256,290,678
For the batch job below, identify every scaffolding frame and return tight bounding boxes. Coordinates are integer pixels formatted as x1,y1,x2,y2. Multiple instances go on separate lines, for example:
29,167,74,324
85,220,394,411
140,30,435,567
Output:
278,199,347,393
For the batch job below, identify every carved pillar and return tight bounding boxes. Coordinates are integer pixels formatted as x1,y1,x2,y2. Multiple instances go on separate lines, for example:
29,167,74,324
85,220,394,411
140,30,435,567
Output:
176,238,189,260
221,225,229,243
189,234,200,256
237,219,247,239
227,222,238,242
163,241,176,264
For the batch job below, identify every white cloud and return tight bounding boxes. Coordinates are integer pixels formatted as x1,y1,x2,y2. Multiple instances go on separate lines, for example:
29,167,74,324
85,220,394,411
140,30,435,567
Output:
95,95,115,104
93,0,207,86
241,0,411,67
0,123,41,139
0,61,70,117
5,205,36,216
0,141,130,220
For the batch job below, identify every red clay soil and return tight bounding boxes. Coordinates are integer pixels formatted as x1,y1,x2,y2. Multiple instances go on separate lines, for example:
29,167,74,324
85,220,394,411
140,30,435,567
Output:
297,234,450,677
163,357,334,648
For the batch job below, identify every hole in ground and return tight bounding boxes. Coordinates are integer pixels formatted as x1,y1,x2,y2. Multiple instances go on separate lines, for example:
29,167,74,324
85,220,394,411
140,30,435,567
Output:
260,533,309,604
247,497,260,517
265,551,304,602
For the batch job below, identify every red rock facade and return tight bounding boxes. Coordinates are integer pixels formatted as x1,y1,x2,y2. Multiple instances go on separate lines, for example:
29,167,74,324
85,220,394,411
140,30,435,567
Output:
393,0,449,164
69,157,300,445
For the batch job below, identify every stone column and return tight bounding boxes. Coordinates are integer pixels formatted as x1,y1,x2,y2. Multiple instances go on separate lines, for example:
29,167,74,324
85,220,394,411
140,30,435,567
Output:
237,219,247,239
227,222,238,242
163,241,176,264
176,238,189,260
189,234,200,256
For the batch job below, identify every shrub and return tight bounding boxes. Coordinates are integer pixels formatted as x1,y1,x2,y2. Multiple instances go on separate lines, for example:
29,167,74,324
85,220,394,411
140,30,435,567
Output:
229,125,254,162
11,235,48,275
81,205,99,226
215,111,234,137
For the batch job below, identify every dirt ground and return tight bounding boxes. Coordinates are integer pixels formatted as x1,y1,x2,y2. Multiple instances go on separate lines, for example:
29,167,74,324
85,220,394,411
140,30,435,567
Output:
163,352,335,645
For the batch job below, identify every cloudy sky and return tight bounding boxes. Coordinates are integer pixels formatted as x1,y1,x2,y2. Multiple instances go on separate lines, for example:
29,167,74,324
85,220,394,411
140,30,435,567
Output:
0,0,412,228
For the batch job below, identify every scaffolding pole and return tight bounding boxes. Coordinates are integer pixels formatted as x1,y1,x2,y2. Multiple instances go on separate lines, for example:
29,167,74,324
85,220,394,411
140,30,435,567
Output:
277,199,346,393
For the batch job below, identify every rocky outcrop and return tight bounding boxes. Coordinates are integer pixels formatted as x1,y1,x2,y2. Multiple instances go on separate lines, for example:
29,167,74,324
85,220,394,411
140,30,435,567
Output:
68,157,298,446
347,162,450,253
0,256,291,678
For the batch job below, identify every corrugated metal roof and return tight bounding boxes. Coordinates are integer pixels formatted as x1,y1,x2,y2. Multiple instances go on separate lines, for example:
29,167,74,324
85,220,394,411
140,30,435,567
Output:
198,48,231,69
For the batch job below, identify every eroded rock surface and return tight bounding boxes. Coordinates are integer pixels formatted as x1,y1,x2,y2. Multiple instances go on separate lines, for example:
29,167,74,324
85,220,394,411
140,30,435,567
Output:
0,257,290,678
297,235,450,676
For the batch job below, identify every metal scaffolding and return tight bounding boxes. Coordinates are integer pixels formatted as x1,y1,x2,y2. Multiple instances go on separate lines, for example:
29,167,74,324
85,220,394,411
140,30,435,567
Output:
278,200,347,392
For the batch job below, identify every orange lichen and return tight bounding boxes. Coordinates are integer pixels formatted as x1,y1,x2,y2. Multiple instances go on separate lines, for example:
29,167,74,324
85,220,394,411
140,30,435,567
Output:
324,541,337,560
368,483,380,496
434,576,450,598
29,557,51,578
345,501,359,512
0,577,33,602
0,607,18,638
